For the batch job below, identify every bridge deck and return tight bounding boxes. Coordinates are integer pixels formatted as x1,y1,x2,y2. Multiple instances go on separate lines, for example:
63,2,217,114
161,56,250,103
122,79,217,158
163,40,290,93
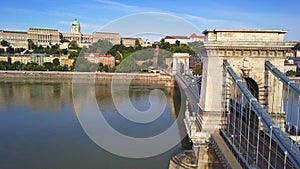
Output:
212,131,242,169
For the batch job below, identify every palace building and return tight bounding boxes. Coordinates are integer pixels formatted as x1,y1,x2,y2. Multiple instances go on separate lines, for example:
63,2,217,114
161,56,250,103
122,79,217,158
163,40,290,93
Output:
0,19,121,49
27,28,60,46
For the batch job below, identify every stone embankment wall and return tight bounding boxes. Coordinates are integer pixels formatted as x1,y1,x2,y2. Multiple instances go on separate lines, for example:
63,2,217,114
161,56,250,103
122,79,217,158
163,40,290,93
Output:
0,71,174,86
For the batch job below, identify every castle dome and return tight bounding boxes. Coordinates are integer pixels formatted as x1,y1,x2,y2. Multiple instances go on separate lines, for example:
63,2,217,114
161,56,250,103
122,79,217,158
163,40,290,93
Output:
72,19,80,26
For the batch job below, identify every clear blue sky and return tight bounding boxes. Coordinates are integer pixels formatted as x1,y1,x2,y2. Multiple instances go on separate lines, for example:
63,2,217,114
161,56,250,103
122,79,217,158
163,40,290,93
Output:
1,0,299,41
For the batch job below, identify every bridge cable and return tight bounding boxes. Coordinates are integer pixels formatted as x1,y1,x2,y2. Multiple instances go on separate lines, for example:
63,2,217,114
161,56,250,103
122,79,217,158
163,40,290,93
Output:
225,60,300,168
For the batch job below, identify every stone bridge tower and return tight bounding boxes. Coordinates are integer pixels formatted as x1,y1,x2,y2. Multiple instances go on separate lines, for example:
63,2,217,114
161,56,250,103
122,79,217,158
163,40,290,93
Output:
199,29,295,125
172,53,190,74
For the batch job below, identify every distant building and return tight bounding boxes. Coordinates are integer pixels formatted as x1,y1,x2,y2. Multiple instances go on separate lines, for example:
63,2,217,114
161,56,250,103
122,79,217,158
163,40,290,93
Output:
11,55,30,64
0,56,8,62
61,19,93,45
99,55,115,68
92,32,120,45
164,33,205,44
286,50,295,57
189,33,205,42
28,28,60,46
284,59,297,73
30,53,47,65
0,30,28,49
121,37,143,47
1,19,121,49
84,53,115,67
164,36,190,44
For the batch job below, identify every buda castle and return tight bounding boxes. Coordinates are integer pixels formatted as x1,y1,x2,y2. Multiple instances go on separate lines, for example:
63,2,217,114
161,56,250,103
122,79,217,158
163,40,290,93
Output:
0,19,121,49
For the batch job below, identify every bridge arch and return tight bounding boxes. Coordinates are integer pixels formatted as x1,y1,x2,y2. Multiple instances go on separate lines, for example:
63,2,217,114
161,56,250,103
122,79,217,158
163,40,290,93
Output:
172,53,190,74
244,77,259,99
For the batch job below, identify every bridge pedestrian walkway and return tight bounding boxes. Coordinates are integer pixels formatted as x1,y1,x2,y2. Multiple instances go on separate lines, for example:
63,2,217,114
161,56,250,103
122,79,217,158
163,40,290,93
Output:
211,130,242,169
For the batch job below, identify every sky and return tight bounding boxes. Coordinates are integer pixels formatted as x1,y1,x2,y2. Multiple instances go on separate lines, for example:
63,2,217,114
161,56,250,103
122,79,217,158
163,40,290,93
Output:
1,0,299,41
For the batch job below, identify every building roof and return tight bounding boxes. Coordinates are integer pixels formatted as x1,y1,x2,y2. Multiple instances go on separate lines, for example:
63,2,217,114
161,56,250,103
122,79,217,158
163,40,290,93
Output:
165,36,190,39
72,19,80,26
121,37,141,40
29,28,58,31
103,55,114,58
93,32,120,35
202,29,288,34
84,53,114,58
2,30,27,34
190,33,204,39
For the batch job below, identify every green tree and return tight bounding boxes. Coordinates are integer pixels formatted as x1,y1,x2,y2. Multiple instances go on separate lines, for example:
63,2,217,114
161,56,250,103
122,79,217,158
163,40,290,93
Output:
73,57,98,72
103,65,109,72
69,40,79,49
7,47,14,54
293,43,300,50
28,39,36,50
43,62,53,70
11,61,23,70
14,48,26,54
53,58,60,66
135,39,140,46
88,40,113,55
69,51,79,58
115,55,139,73
60,49,68,55
1,40,9,47
60,39,70,43
0,61,10,70
286,70,297,77
192,65,202,75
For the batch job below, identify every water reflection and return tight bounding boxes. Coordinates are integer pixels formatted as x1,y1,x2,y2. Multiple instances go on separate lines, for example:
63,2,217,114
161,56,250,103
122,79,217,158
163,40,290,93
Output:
0,80,184,169
0,82,72,112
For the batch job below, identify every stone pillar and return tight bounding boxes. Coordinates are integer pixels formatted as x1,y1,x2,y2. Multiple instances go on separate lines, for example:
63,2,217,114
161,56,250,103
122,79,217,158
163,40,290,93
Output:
196,145,209,169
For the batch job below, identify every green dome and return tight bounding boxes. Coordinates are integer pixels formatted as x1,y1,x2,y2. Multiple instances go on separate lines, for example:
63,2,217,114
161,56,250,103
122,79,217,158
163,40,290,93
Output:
72,19,80,26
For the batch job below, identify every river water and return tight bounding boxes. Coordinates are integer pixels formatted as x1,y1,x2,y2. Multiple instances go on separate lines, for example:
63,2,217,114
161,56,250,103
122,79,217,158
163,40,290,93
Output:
0,80,191,169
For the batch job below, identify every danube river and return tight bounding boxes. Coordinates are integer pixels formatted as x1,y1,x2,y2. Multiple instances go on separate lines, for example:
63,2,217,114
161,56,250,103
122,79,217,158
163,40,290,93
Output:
0,79,191,169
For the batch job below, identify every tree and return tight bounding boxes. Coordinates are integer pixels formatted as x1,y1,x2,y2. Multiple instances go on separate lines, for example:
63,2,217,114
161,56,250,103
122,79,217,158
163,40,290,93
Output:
88,40,113,55
73,57,98,72
115,55,139,73
192,65,202,75
11,61,23,70
60,49,68,55
15,48,26,54
60,39,70,43
53,58,60,66
69,51,79,58
0,61,10,70
1,40,9,47
28,39,36,50
135,39,140,47
7,47,14,54
286,70,297,77
68,40,79,49
43,62,53,71
293,43,300,50
103,65,109,72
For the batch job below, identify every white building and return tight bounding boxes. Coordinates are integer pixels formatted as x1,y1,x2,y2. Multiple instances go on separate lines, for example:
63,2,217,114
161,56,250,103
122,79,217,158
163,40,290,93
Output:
164,33,205,44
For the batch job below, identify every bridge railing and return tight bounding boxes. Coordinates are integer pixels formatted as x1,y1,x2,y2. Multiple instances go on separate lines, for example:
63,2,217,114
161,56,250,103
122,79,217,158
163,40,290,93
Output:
265,60,300,148
222,60,300,169
265,61,300,96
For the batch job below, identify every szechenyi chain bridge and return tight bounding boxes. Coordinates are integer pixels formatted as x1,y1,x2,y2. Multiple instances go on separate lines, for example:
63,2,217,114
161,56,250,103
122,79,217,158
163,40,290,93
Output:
169,29,300,169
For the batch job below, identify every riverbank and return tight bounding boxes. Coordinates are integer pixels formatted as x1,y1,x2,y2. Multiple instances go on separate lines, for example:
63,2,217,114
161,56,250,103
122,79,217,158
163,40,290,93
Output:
0,70,174,86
